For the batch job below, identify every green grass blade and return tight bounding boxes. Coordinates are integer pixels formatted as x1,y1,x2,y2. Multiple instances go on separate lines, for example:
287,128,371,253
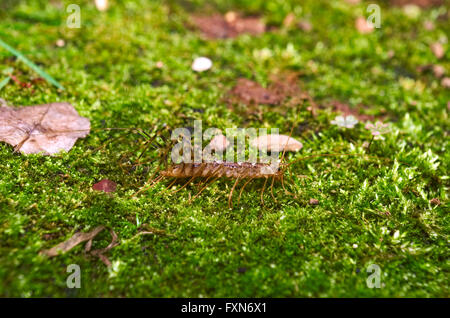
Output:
0,76,10,91
0,39,64,90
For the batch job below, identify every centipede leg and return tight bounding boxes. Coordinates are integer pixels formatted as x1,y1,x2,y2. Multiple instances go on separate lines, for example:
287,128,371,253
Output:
189,166,223,203
171,176,196,194
228,177,241,209
164,178,178,191
260,177,268,207
190,176,220,203
237,177,255,206
131,174,164,198
270,176,277,203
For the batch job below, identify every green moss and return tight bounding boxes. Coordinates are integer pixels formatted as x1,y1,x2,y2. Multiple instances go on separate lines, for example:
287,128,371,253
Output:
0,0,448,297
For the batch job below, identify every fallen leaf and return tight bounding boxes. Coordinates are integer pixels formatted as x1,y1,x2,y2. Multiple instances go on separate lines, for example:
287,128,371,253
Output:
328,100,377,122
250,134,303,152
227,78,281,105
0,102,90,155
429,198,441,205
192,13,265,39
390,0,443,8
40,226,105,257
92,179,117,193
430,42,445,59
355,17,374,34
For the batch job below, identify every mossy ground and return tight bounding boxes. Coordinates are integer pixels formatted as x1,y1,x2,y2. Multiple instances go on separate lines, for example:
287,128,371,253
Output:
0,0,448,297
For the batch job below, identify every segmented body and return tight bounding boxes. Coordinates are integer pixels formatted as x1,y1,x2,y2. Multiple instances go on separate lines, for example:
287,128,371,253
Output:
160,162,282,179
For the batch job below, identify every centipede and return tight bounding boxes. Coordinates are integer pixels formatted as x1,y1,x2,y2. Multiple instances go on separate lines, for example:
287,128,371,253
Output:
2,116,392,209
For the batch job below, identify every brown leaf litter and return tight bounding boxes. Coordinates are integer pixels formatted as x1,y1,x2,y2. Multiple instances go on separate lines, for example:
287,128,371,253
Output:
0,102,90,155
92,179,117,193
326,100,381,122
191,12,265,39
40,226,119,267
389,0,444,8
225,73,317,119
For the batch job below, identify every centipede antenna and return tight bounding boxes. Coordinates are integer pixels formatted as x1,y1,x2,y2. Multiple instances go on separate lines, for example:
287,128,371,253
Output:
228,177,241,209
260,177,268,207
237,177,256,205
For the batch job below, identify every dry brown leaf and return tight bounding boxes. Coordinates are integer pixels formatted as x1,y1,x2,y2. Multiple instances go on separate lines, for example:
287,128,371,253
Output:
250,134,303,152
228,79,282,105
92,179,117,193
192,13,265,39
355,17,374,34
0,102,90,155
328,100,377,122
390,0,443,8
40,226,105,257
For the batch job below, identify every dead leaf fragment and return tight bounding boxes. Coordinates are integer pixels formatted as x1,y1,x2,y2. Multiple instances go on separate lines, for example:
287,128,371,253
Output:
355,17,374,34
40,226,105,257
40,226,119,267
192,13,265,39
92,179,117,193
250,134,303,152
0,102,90,155
390,0,443,8
430,42,445,59
430,198,441,205
328,100,376,122
228,79,281,105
